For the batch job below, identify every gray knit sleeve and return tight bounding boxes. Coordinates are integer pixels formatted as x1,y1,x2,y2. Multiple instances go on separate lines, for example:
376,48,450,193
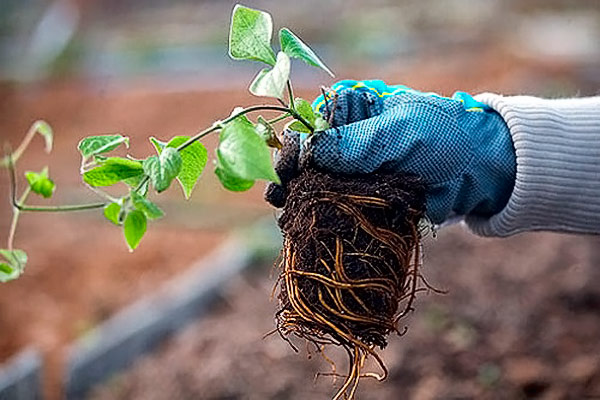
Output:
464,93,600,237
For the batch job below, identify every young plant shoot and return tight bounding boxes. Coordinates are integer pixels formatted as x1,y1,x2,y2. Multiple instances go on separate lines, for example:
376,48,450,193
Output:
2,3,329,266
1,5,428,400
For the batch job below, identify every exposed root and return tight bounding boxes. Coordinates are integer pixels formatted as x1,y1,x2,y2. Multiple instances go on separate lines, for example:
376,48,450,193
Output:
273,168,427,399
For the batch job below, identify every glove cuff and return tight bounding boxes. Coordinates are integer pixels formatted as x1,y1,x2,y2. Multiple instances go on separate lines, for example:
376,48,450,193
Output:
465,93,600,237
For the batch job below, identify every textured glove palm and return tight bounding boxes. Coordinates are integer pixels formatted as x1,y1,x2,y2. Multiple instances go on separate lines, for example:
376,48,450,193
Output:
309,80,516,224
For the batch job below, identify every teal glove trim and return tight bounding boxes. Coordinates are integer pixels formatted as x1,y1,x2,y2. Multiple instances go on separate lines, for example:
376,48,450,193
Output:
313,80,491,114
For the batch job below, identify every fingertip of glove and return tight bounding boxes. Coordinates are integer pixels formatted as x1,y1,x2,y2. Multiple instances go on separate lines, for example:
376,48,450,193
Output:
264,130,302,208
274,131,300,183
264,182,287,208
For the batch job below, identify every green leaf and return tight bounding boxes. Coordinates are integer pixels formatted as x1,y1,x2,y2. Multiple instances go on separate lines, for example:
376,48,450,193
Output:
256,116,282,149
0,249,28,282
123,210,147,251
149,137,167,153
295,98,316,123
0,121,54,167
279,28,334,77
123,174,149,196
215,159,255,192
32,120,53,153
287,101,329,133
249,52,290,100
83,157,144,187
287,120,312,134
78,135,129,161
143,147,182,193
255,116,273,141
228,4,276,66
151,136,208,200
287,97,319,133
131,191,164,220
286,110,329,133
218,115,280,184
104,202,122,225
25,167,55,198
314,114,330,131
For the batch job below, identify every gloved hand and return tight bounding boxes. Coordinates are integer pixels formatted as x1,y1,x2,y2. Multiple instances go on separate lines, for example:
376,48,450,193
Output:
267,80,516,224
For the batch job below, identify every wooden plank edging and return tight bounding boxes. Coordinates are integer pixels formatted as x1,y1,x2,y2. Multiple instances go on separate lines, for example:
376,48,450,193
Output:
64,235,253,399
0,348,42,400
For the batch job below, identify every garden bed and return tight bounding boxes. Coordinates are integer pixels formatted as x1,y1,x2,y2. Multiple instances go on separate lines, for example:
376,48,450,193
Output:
0,43,596,399
89,226,600,399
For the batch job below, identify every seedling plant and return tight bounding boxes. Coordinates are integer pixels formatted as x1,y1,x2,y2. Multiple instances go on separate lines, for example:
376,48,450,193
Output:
1,4,332,281
1,5,429,400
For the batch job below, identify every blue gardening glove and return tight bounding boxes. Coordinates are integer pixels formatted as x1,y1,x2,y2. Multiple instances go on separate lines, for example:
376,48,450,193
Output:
308,80,516,224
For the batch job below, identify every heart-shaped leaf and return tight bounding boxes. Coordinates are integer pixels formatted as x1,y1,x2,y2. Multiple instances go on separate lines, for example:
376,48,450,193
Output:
217,115,280,185
104,202,122,225
143,147,182,193
249,52,290,100
151,136,208,199
130,191,164,220
229,4,276,66
83,158,144,187
78,135,129,163
215,156,255,192
279,28,334,77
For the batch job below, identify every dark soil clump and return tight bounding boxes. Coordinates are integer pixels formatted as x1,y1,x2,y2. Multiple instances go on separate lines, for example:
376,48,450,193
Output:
268,164,427,399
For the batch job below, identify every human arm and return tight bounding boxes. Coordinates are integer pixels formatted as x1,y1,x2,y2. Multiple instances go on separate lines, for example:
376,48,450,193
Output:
465,93,600,236
266,80,600,236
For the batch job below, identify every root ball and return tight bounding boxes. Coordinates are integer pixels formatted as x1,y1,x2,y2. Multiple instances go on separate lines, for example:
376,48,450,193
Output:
273,168,427,399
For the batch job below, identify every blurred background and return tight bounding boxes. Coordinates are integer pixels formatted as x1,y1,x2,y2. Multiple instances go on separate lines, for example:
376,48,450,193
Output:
1,0,599,399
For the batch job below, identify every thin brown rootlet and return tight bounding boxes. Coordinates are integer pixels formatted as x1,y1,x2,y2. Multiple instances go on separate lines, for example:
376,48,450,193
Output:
272,169,428,399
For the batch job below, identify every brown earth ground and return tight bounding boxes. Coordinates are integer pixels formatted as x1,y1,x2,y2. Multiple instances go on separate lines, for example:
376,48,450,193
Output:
89,227,600,400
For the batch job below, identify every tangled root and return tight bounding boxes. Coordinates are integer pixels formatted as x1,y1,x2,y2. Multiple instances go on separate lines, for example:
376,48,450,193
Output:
273,168,427,399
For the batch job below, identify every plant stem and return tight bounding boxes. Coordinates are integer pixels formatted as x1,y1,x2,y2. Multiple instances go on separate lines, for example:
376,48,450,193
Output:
10,122,42,163
83,182,118,203
287,81,295,110
7,154,107,213
8,211,19,250
133,176,150,194
15,203,107,212
176,104,312,153
267,113,292,125
7,187,30,250
131,104,309,194
320,87,331,119
289,110,314,133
